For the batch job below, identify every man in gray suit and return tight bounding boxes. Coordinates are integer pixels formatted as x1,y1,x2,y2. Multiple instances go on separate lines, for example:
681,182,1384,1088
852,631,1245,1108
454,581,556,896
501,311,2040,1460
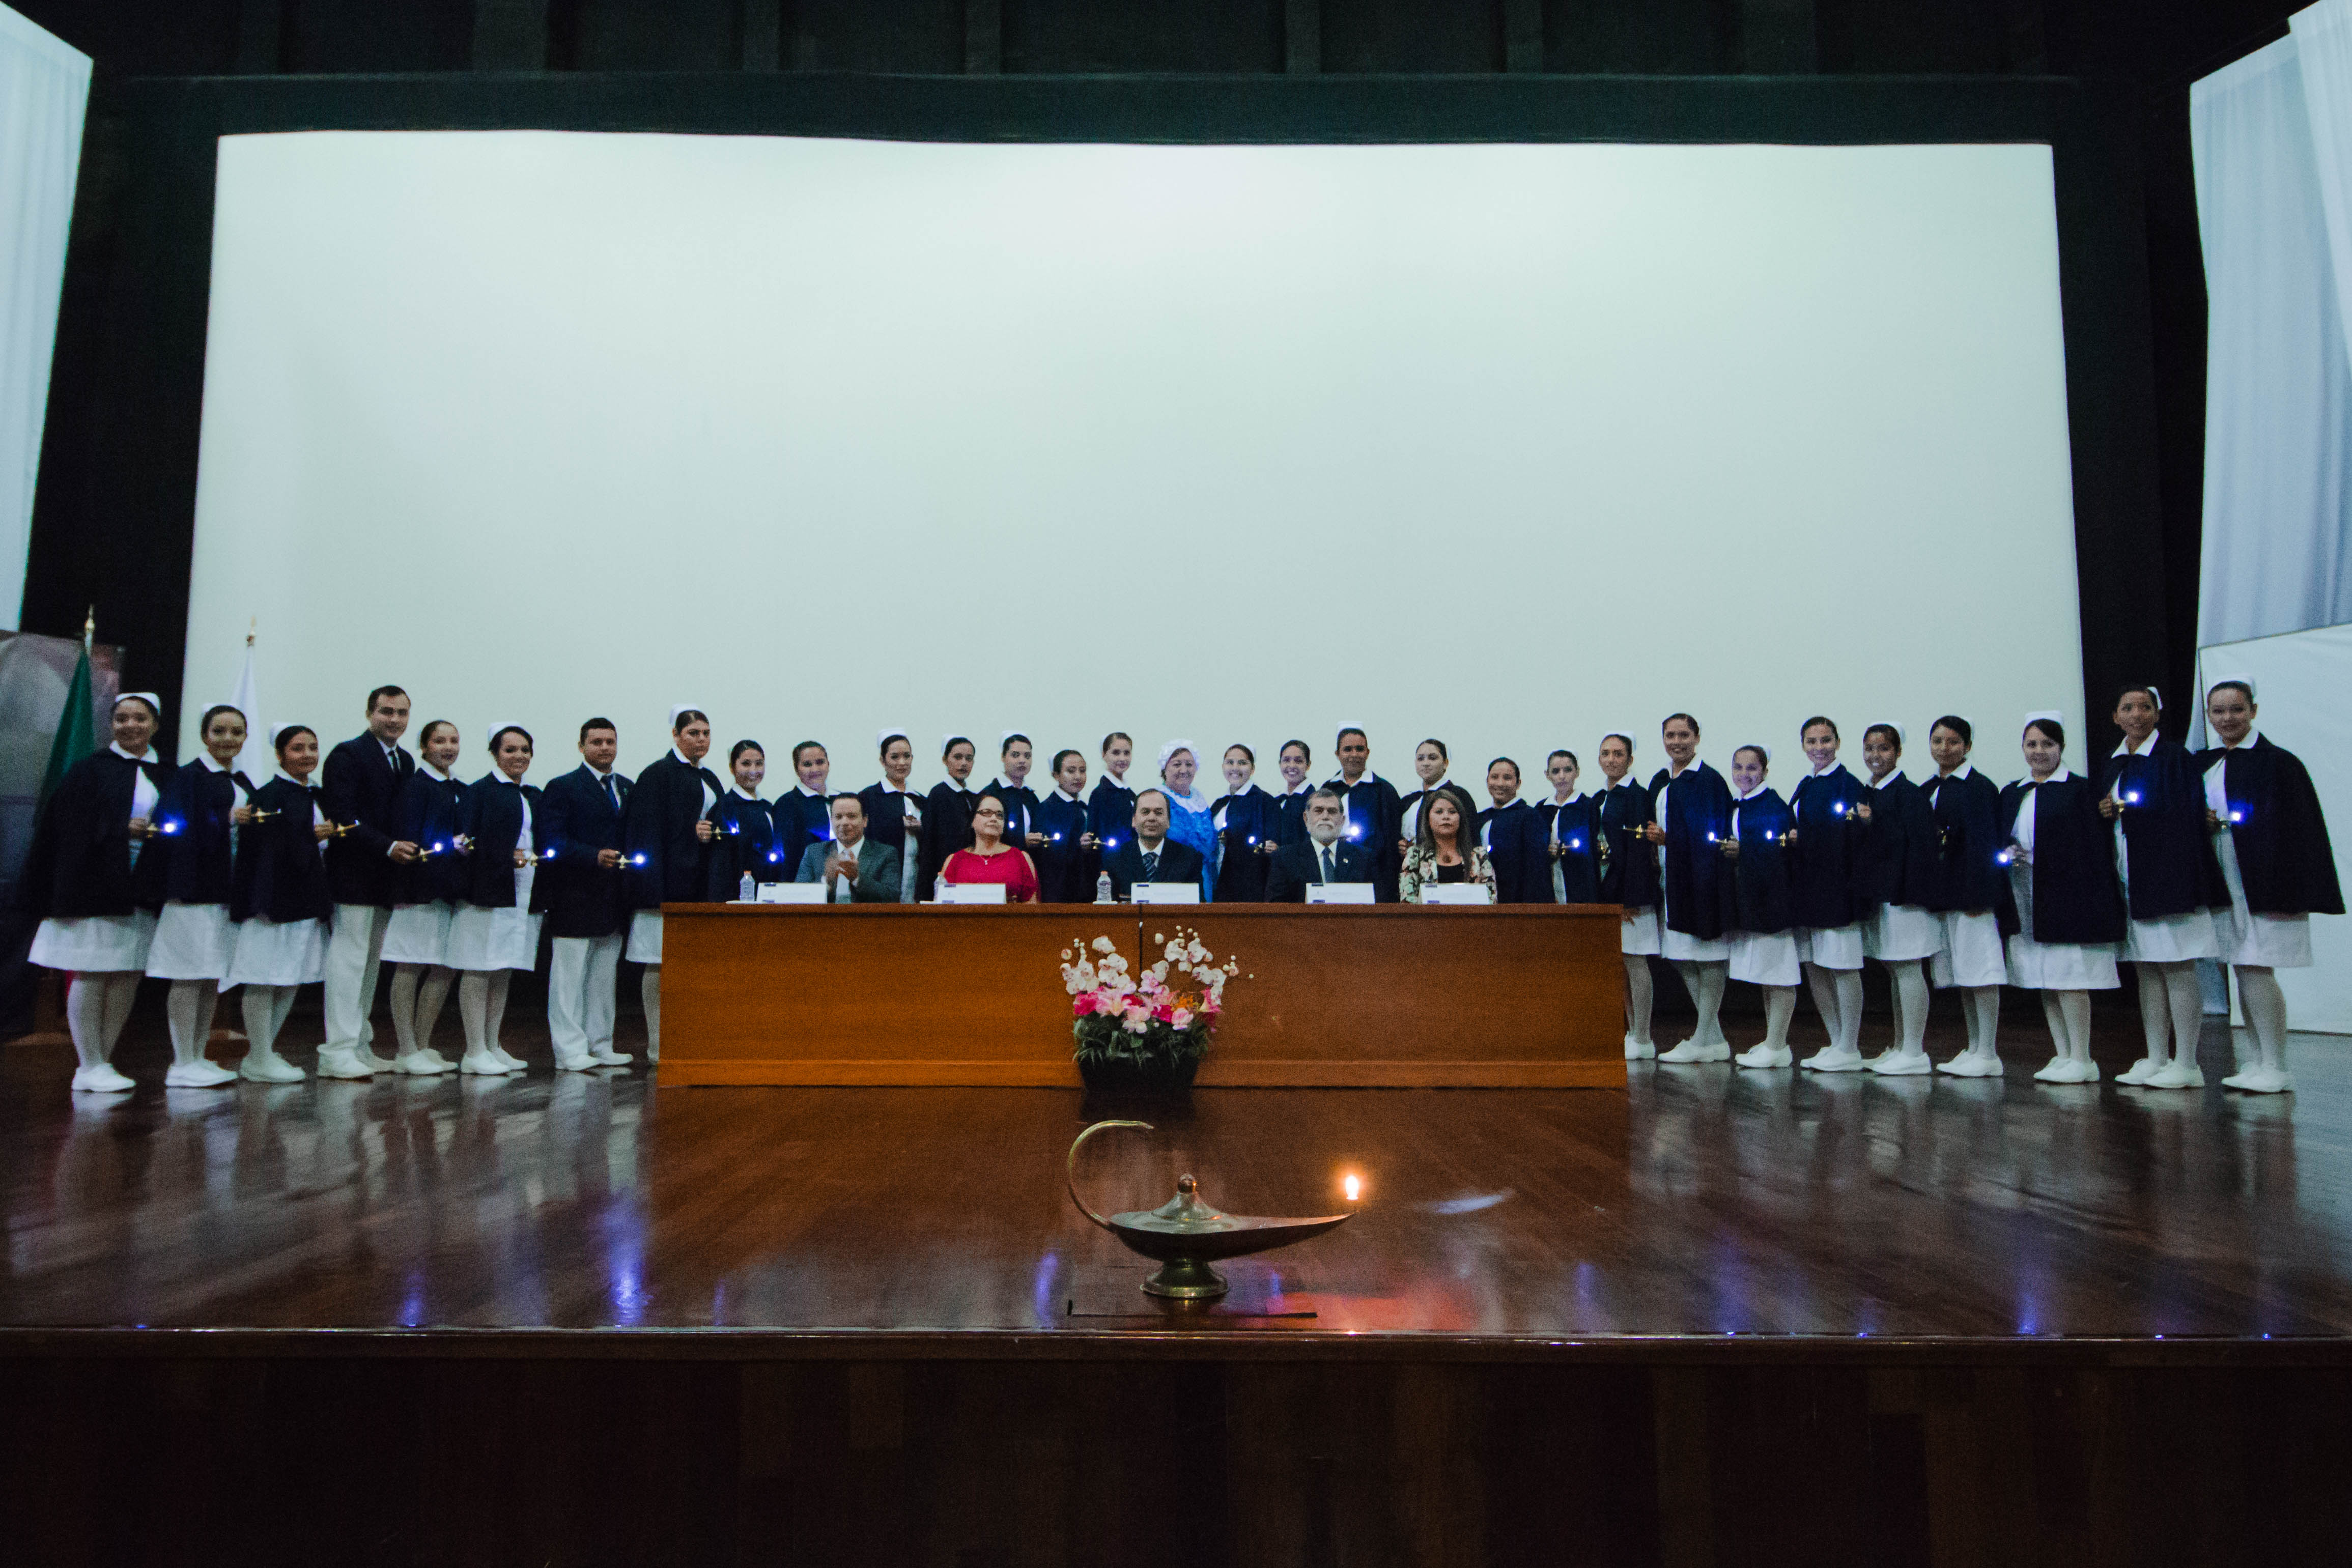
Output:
795,794,902,903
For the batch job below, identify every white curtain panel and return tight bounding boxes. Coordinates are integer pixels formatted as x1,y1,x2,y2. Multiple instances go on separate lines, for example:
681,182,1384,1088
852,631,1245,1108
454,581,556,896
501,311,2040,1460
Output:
0,4,88,633
2192,32,2352,657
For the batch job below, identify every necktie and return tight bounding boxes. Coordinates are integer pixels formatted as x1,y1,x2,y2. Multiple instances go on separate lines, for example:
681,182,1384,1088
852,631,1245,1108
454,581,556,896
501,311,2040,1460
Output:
1320,847,1336,883
605,775,620,813
1143,850,1160,881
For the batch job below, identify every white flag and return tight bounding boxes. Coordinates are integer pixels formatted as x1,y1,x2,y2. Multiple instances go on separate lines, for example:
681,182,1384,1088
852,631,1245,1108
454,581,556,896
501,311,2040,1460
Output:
231,623,269,782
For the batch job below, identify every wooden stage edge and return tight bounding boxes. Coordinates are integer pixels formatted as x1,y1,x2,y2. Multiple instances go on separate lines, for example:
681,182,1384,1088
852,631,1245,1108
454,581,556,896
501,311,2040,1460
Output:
656,1059,1628,1088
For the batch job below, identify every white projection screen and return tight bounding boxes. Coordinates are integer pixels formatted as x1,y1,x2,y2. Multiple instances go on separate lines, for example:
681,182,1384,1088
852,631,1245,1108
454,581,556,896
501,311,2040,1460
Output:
184,131,2084,790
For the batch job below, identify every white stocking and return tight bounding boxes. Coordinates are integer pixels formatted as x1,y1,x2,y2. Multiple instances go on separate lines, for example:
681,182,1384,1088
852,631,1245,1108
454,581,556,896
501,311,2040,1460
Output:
389,964,423,1056
2135,962,2171,1063
1803,962,1841,1048
1968,987,2002,1061
2058,989,2092,1061
1889,961,1929,1054
2038,991,2068,1058
1761,986,1796,1050
2161,961,2204,1072
416,965,453,1057
166,979,220,1066
2236,965,2288,1072
66,974,111,1070
459,971,509,1058
1675,960,1728,1047
1623,956,1654,1045
241,985,289,1062
642,964,662,1059
1834,969,1863,1054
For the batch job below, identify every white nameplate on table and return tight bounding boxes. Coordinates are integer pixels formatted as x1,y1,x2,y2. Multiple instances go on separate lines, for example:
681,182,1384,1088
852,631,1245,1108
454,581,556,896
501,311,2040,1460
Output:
938,882,1008,905
1305,882,1375,905
1418,883,1493,906
1130,882,1201,905
756,882,826,904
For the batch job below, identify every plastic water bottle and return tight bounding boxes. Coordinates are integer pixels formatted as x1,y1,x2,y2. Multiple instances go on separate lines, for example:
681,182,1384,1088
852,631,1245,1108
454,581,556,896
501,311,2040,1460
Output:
739,871,755,902
1095,871,1114,904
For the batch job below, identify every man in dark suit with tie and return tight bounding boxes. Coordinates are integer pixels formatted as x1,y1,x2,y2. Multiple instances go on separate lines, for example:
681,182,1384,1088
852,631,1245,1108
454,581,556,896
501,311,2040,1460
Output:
539,717,634,1069
316,685,420,1078
793,795,903,902
1266,787,1374,902
1102,789,1205,900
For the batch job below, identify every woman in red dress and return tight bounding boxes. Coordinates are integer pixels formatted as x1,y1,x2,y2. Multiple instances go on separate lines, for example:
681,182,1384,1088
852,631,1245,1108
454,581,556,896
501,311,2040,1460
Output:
941,796,1041,904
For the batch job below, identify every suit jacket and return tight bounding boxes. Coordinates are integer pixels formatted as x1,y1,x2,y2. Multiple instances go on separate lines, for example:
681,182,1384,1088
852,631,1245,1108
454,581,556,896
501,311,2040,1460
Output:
319,732,414,907
537,764,632,938
1102,837,1205,901
1264,837,1372,903
794,837,902,903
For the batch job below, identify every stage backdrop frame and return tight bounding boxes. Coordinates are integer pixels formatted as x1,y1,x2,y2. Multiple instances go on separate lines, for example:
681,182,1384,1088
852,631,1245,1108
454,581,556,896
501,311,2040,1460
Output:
21,71,2166,763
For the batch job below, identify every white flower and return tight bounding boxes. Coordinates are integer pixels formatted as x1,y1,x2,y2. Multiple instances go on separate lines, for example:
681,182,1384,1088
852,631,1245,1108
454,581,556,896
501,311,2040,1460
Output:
1091,936,1114,954
1185,940,1208,963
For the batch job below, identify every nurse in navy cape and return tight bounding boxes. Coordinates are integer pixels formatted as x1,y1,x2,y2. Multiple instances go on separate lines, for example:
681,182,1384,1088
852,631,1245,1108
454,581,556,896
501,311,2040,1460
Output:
2096,686,2224,1090
858,730,924,903
1032,749,1101,904
19,692,171,1094
1594,733,1660,1058
1269,741,1316,848
622,705,723,1063
1923,717,2010,1078
145,702,258,1089
770,742,837,884
1720,746,1802,1069
1852,722,1942,1075
1328,726,1406,902
449,725,546,1074
377,719,469,1077
919,736,982,900
707,740,787,896
1787,717,1869,1071
1477,758,1552,906
1088,732,1140,858
1528,751,1602,906
226,724,337,1084
2198,679,2344,1094
1998,714,2124,1084
1643,714,1735,1063
1211,745,1280,902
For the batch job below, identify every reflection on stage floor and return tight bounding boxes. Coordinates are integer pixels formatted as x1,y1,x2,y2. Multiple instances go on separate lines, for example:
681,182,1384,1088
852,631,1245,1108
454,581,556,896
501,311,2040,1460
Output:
3,1008,2346,1342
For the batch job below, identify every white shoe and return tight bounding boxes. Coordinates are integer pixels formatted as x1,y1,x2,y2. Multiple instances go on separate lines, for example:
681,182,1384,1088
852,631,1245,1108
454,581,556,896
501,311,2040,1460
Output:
2143,1059,2203,1090
2114,1056,2158,1086
315,1044,376,1080
458,1050,510,1076
164,1059,238,1089
588,1047,633,1066
393,1048,456,1077
239,1052,305,1084
1624,1035,1656,1061
2222,1065,2293,1095
493,1045,528,1072
1801,1045,1866,1073
70,1063,136,1094
1656,1038,1731,1064
1734,1043,1792,1069
356,1047,398,1073
553,1049,598,1073
1936,1051,2003,1078
2033,1056,2083,1083
1866,1049,1933,1076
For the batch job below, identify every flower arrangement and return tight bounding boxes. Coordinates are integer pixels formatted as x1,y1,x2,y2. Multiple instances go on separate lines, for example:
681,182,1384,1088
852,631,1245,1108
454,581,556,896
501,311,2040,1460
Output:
1059,927,1242,1089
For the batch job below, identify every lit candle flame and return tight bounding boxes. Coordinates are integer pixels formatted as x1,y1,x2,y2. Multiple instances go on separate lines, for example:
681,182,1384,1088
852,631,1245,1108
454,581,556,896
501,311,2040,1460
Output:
1343,1173,1361,1202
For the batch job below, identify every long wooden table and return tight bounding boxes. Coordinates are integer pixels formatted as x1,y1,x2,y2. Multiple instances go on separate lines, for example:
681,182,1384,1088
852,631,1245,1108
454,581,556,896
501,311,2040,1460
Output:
656,903,1625,1089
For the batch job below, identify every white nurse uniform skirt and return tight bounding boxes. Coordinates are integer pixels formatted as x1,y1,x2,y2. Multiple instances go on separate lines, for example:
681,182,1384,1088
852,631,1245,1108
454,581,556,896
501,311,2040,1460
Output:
627,908,664,963
1729,929,1801,986
381,900,457,966
1930,910,2006,988
448,864,544,973
2213,828,2313,968
2002,863,2119,990
30,910,157,973
2113,828,2218,963
1620,906,1661,956
225,916,328,987
1797,924,1865,971
146,901,236,980
1658,879,1728,962
1865,903,1943,963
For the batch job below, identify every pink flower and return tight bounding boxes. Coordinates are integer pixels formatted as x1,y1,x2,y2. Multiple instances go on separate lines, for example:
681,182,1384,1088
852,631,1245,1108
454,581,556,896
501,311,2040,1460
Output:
1171,1008,1194,1030
1072,993,1098,1017
1123,1001,1149,1024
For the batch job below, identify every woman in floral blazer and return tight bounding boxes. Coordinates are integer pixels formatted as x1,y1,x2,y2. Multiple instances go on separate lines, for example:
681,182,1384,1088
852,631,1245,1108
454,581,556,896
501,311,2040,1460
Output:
1399,792,1497,904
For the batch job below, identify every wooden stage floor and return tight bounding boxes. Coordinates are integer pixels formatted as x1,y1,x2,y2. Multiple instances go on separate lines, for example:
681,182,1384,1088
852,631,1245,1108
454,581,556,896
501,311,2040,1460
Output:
5,1002,2348,1346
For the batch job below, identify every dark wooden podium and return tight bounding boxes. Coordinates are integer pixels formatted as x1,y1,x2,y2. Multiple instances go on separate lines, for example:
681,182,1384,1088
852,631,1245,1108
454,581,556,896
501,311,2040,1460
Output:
655,903,1626,1089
